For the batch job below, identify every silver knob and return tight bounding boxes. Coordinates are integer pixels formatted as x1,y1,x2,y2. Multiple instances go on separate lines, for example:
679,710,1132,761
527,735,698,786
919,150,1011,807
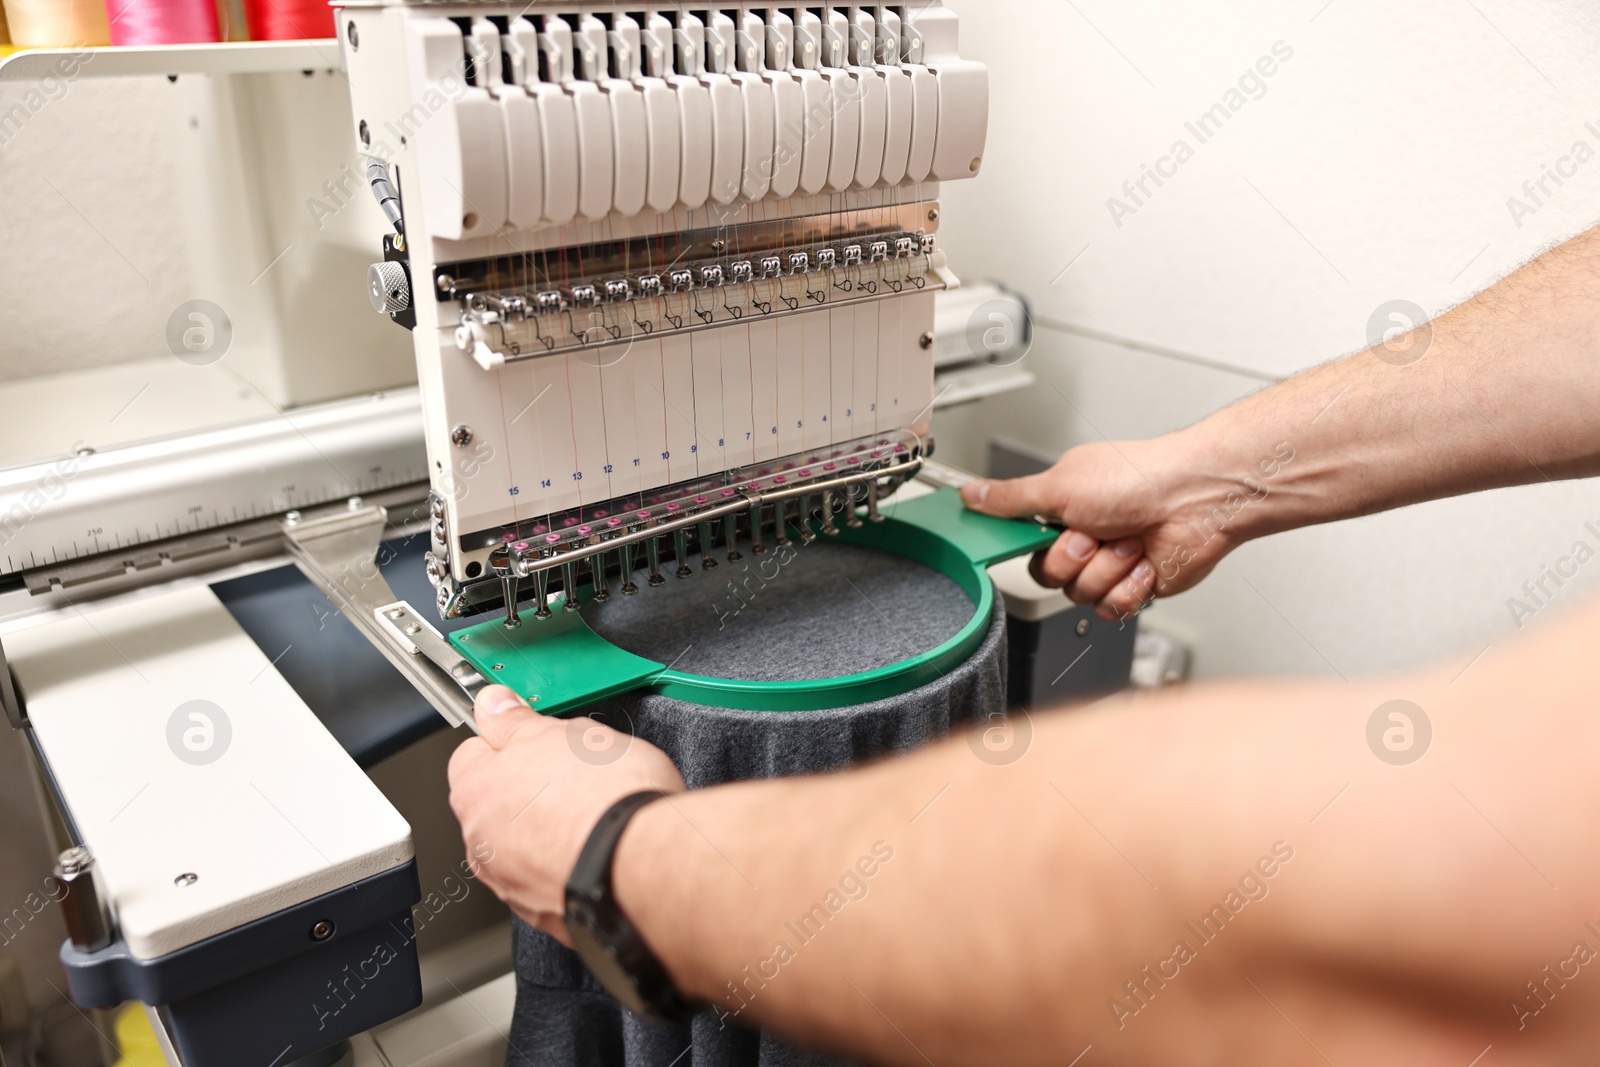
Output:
367,261,411,315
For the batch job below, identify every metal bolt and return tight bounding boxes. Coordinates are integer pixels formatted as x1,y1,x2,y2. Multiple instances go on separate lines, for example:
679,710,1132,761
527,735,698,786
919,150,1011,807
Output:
451,425,474,448
310,920,335,941
710,238,727,252
386,608,404,619
347,496,364,510
927,208,939,222
918,332,934,350
436,274,455,294
76,446,95,458
174,872,198,887
284,510,302,525
55,848,111,952
403,623,421,635
58,846,92,876
492,664,504,671
1075,618,1091,637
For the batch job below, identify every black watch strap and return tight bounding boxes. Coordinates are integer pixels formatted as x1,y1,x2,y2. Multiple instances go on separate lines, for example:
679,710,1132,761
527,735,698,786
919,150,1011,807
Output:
565,790,701,1025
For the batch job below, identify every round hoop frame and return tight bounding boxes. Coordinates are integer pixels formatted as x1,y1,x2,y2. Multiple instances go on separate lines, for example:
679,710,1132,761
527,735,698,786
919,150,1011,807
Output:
449,489,1058,716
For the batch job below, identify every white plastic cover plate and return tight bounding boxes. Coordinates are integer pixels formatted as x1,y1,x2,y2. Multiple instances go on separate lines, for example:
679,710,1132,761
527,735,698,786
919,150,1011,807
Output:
4,585,413,960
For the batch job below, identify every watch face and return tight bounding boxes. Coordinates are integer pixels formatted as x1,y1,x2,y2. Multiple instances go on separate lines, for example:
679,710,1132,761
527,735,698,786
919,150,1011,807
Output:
568,919,652,1019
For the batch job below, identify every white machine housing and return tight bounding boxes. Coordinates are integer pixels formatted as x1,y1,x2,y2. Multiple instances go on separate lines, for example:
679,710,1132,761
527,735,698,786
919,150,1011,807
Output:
339,1,990,617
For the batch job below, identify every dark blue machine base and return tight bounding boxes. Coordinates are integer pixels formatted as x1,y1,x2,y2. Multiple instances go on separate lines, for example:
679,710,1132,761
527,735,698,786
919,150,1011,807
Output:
62,862,421,1066
211,534,482,768
1007,606,1138,709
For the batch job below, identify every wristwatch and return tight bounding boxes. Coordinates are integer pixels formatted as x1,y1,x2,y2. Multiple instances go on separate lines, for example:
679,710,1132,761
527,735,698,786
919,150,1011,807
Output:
564,790,701,1024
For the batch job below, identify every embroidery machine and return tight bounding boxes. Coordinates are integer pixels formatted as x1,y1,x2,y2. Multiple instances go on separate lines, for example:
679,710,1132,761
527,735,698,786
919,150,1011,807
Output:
332,1,1051,721
0,5,1126,1064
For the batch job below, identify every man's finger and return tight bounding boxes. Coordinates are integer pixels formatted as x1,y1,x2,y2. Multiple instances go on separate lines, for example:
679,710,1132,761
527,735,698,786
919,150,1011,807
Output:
1099,559,1156,622
960,471,1061,519
474,684,543,751
1028,530,1100,589
1064,540,1142,606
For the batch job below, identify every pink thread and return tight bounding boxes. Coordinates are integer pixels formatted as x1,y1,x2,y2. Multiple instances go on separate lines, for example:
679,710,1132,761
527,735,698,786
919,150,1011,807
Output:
105,0,219,45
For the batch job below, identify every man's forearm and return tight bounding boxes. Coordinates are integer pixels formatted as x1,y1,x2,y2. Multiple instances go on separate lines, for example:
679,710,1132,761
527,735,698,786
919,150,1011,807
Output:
614,702,1381,1067
1179,224,1600,542
613,602,1600,1066
614,716,1174,1065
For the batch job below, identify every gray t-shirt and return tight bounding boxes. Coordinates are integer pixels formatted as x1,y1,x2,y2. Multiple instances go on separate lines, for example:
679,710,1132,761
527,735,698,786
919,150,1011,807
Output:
507,540,1008,1067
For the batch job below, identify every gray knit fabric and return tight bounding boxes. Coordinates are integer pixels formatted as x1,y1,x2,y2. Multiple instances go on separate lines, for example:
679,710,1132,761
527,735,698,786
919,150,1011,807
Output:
507,540,1008,1067
586,541,978,685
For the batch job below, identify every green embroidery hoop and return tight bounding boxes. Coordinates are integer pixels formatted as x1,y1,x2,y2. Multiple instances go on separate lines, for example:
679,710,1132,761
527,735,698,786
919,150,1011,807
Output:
449,488,1057,716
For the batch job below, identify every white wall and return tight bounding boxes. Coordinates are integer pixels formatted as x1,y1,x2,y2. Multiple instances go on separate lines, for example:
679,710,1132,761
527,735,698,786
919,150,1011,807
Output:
936,0,1600,680
0,75,198,381
0,65,414,414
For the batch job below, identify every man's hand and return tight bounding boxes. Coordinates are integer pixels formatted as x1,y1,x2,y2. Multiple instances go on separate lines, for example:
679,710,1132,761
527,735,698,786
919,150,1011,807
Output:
447,686,686,942
960,435,1252,620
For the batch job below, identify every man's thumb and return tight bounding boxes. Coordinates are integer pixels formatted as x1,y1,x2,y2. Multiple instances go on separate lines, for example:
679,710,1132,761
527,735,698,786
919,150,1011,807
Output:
474,685,540,750
960,472,1060,519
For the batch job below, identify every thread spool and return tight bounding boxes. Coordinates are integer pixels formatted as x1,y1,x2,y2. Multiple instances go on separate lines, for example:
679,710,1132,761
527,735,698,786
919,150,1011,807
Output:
1,0,109,46
104,0,219,45
241,0,329,41
216,0,242,40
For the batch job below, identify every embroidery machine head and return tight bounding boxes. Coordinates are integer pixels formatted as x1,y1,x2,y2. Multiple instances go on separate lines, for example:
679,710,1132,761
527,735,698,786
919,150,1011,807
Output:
340,2,995,641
